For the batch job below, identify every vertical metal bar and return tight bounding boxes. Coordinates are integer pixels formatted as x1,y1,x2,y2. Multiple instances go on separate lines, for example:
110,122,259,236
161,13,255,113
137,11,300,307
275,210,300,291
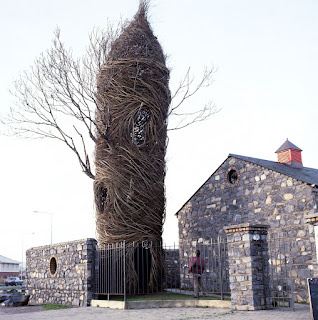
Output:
278,237,281,307
98,246,101,295
107,244,109,295
96,246,98,296
117,243,119,295
102,245,104,295
208,239,211,294
284,240,289,307
115,243,118,294
117,242,119,294
288,240,295,311
105,244,107,295
108,244,110,294
213,239,217,294
103,245,109,293
166,243,169,291
119,242,121,295
213,239,215,294
137,243,139,294
218,236,224,300
156,242,159,294
174,243,177,291
145,243,148,294
148,243,151,294
162,242,164,294
128,243,131,296
95,246,97,297
260,233,267,309
101,246,103,295
124,241,126,302
269,235,274,307
104,243,107,298
133,242,135,295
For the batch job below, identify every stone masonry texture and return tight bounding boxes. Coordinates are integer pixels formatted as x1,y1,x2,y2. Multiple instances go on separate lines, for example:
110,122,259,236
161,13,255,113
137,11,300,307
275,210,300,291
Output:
26,238,97,307
225,224,271,311
164,249,180,288
178,156,317,302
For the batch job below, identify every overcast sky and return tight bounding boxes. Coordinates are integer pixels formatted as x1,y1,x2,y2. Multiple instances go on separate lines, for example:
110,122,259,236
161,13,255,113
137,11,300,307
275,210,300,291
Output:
0,0,317,265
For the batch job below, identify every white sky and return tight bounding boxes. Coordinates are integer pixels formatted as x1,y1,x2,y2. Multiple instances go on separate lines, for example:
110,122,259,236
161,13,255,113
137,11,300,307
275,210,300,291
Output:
0,0,317,265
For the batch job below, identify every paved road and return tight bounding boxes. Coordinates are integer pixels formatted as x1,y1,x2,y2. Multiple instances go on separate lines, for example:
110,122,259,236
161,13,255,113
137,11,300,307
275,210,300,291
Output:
0,304,310,320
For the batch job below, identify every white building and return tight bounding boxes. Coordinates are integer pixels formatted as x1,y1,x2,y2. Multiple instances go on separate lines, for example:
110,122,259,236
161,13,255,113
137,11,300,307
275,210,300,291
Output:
0,255,20,282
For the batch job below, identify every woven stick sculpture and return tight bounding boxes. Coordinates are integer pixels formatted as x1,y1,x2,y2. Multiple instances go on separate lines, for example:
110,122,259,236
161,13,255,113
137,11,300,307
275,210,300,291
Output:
94,1,170,290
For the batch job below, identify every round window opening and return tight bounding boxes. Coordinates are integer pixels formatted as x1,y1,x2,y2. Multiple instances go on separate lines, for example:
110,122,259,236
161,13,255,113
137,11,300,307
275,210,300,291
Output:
227,169,238,185
49,257,57,276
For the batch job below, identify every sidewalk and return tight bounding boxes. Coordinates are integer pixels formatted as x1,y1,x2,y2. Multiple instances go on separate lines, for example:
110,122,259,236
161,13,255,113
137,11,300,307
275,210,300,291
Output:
0,304,310,320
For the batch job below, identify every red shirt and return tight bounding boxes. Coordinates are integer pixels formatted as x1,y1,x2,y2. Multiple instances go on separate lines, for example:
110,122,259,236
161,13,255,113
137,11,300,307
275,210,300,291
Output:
188,257,205,274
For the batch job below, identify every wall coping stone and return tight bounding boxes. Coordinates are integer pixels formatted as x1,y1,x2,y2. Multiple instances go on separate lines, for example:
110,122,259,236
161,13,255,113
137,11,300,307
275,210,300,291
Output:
224,223,270,234
26,238,97,252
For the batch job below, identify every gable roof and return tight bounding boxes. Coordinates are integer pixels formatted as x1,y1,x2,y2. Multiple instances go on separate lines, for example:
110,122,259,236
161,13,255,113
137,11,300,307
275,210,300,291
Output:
230,154,318,185
176,153,318,216
0,255,20,264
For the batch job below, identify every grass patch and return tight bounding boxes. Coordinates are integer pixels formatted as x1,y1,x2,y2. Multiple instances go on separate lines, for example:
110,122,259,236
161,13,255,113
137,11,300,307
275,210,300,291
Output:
42,304,70,311
102,292,230,302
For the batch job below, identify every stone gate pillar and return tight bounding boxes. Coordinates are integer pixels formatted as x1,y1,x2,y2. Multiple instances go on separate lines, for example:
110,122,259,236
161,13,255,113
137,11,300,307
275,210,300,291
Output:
224,223,271,311
306,213,318,265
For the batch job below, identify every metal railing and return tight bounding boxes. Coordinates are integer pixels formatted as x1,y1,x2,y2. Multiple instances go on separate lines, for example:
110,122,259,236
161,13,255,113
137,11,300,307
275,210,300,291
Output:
94,239,230,301
268,236,296,309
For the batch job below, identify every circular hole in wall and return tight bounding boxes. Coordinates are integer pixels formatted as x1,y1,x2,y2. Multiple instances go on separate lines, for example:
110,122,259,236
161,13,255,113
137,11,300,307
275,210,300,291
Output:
227,169,238,185
49,257,57,276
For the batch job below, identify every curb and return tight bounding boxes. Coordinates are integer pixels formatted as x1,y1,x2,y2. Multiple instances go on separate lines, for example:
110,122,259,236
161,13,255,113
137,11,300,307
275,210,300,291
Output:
90,299,231,309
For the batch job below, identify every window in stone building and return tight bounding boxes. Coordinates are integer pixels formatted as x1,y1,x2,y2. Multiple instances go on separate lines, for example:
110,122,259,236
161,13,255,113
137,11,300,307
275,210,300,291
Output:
227,168,238,185
49,256,58,277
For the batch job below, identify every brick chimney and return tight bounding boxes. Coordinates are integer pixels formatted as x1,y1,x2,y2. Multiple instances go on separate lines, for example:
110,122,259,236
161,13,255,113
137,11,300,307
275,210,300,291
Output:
275,139,303,168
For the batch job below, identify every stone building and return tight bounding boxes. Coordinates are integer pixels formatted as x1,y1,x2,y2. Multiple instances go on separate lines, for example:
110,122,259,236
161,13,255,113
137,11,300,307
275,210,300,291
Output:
177,139,318,302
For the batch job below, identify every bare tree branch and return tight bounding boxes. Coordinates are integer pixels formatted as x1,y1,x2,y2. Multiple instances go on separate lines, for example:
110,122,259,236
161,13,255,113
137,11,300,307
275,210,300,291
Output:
168,66,219,130
1,25,125,179
1,23,218,179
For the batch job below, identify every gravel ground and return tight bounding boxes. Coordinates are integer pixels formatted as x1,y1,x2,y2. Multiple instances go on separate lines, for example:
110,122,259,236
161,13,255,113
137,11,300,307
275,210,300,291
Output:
0,305,45,315
0,304,311,320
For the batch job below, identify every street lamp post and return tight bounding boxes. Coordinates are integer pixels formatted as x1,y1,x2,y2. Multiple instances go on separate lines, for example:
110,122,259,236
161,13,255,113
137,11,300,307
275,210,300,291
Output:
21,232,35,280
21,240,23,280
33,211,53,245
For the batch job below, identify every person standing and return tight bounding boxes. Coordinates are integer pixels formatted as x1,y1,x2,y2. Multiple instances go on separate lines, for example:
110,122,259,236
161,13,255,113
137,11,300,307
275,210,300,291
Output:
188,249,206,298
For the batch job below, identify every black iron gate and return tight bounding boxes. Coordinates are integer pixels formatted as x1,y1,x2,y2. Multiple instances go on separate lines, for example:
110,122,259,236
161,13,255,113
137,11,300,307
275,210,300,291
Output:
95,239,230,300
95,242,126,299
267,235,295,309
179,237,230,299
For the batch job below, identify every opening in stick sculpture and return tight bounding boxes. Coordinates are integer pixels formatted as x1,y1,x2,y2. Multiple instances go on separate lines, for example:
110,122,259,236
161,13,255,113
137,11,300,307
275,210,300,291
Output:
94,1,170,290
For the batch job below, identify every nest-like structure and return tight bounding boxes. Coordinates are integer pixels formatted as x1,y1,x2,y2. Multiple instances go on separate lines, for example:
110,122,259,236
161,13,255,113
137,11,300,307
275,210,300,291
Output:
94,2,170,290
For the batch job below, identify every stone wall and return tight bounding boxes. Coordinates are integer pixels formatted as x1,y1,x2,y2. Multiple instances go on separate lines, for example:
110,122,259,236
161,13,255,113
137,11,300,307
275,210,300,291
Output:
26,238,97,307
225,223,271,310
178,156,317,301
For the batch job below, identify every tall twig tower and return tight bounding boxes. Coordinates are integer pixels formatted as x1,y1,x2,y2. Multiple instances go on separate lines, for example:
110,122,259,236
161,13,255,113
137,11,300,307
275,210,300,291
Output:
94,1,170,286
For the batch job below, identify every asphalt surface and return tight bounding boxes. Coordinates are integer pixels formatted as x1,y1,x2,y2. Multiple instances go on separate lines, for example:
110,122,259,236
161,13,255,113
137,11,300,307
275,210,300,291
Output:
0,303,311,320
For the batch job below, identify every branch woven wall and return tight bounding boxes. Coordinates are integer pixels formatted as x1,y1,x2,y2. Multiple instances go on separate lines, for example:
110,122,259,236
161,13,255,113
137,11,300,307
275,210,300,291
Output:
94,2,170,289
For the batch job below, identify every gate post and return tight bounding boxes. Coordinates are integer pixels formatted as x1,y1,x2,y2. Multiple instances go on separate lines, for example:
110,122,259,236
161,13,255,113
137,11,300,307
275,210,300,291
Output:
224,223,270,311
